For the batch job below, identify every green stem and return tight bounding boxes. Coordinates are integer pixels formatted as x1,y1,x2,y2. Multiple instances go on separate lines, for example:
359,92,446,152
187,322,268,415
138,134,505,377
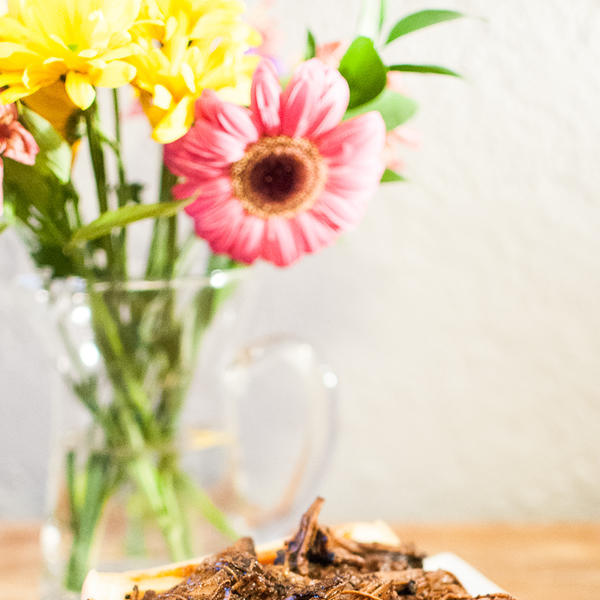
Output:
112,89,123,163
65,536,96,592
167,215,177,276
110,92,129,209
84,101,115,273
88,291,161,441
129,457,190,560
176,472,238,541
118,409,191,560
64,451,116,591
161,160,178,280
84,104,109,215
173,234,198,277
146,158,178,279
112,88,128,277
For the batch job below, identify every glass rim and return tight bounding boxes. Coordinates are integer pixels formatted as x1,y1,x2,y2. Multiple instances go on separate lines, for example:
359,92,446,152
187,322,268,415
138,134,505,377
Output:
89,270,247,293
18,268,248,295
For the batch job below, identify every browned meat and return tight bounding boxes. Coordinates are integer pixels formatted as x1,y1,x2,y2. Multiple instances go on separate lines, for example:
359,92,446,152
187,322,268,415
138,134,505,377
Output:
140,499,516,600
278,497,424,577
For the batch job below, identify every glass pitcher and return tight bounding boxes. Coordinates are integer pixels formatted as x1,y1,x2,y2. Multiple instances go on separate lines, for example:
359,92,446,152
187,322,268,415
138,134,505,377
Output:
35,269,338,599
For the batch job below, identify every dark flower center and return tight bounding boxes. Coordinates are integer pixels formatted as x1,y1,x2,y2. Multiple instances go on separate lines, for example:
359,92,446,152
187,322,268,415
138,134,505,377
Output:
250,154,307,203
231,136,326,219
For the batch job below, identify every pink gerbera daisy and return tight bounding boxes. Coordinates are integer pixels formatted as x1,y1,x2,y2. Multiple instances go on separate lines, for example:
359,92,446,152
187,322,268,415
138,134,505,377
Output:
164,58,386,267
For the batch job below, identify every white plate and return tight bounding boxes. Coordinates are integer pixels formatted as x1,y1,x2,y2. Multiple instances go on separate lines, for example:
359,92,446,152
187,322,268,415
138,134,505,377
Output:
424,553,506,596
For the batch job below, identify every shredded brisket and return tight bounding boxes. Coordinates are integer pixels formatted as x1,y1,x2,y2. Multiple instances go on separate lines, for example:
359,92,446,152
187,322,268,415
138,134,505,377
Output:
138,498,516,600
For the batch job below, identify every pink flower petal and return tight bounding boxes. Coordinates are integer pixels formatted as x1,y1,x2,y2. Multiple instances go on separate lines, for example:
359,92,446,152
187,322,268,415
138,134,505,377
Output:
197,89,259,146
227,213,266,264
1,121,38,165
178,178,232,215
250,59,282,136
280,75,315,138
197,201,247,255
326,159,383,179
280,58,349,139
168,151,228,181
165,103,255,175
325,163,383,200
261,218,303,266
317,111,386,165
0,104,39,219
193,196,241,235
309,189,366,231
187,119,249,163
291,211,339,253
304,67,349,139
162,58,388,268
315,41,348,69
0,104,18,126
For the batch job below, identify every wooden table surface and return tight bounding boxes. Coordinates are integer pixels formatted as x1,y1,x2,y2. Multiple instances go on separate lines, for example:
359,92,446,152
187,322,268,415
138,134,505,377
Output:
1,522,598,600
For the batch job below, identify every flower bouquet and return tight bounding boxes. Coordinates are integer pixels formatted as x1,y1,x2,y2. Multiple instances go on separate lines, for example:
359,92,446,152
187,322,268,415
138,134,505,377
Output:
0,0,463,595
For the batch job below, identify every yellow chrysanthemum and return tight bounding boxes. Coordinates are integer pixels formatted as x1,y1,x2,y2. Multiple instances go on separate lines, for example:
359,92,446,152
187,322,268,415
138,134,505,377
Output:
0,0,142,110
130,0,260,144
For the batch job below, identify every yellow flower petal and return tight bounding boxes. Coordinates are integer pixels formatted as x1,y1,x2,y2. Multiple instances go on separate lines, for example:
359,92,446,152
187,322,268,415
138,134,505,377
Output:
153,84,173,110
108,32,134,48
180,62,196,93
130,0,260,137
0,16,29,39
65,71,96,109
0,85,32,103
217,78,252,106
78,49,99,59
23,61,64,90
0,72,24,86
103,0,142,32
246,27,263,47
100,43,140,63
90,60,136,88
152,96,194,144
165,16,178,40
23,80,79,142
189,11,238,40
0,0,141,102
0,41,33,59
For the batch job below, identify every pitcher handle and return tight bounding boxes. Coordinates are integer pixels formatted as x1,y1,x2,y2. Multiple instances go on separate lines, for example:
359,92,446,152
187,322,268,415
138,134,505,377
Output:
223,334,338,540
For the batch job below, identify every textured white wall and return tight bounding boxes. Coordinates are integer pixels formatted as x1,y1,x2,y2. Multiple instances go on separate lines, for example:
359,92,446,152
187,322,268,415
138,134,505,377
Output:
1,0,600,521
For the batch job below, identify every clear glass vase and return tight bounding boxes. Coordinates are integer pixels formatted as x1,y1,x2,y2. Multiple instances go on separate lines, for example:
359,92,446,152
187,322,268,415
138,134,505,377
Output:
36,271,338,600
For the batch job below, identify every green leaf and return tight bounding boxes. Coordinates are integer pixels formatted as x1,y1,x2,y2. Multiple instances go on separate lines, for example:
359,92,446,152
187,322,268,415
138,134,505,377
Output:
305,29,316,59
345,89,418,130
386,9,464,44
0,222,8,235
381,169,406,183
389,63,462,77
68,199,191,249
19,104,72,183
2,138,80,277
339,36,387,109
3,157,78,260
